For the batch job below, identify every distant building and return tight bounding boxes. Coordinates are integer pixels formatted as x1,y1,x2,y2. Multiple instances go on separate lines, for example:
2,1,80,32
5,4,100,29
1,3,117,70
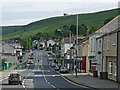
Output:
1,41,23,56
61,37,75,57
47,40,55,47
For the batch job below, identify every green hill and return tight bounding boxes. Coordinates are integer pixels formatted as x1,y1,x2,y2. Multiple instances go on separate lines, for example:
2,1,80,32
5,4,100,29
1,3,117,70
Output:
2,26,23,35
2,8,119,40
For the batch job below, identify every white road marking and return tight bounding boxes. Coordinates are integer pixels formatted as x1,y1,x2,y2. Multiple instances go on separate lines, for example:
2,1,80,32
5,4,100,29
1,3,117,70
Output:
48,82,50,85
0,77,8,82
47,70,50,72
34,51,57,89
52,75,55,77
32,74,60,77
42,69,56,88
51,85,56,88
22,73,32,89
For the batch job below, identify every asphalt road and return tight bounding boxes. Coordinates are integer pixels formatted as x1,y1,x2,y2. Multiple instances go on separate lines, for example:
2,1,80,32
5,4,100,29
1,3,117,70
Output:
1,50,91,90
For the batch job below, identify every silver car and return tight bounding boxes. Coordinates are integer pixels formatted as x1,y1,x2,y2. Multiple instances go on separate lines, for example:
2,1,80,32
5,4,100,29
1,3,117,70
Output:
59,67,69,73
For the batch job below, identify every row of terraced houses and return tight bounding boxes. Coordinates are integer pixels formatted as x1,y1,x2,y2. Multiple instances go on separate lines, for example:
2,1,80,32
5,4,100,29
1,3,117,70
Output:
61,15,120,82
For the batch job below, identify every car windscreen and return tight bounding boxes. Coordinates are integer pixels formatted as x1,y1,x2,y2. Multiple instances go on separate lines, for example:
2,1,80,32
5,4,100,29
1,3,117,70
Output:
10,74,20,78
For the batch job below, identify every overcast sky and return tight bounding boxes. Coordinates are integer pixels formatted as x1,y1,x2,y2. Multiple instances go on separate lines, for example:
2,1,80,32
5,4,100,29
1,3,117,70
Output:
0,0,119,26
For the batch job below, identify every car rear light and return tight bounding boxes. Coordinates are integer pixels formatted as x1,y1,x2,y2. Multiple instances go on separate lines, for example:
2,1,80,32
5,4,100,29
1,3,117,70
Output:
20,76,23,81
8,77,11,80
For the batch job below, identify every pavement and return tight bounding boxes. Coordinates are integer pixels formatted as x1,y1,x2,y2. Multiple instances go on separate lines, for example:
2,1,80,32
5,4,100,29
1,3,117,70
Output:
61,72,120,90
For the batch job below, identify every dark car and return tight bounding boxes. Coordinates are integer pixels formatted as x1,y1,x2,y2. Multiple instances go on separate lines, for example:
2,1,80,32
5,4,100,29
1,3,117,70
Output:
8,73,23,85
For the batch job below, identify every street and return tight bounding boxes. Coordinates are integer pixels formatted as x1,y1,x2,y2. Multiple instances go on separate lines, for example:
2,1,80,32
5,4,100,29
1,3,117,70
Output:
1,50,91,90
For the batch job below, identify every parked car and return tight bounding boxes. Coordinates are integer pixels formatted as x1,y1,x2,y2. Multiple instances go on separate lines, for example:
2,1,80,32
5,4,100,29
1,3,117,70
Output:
8,73,23,85
54,66,59,71
47,52,53,57
48,56,54,61
55,65,61,71
51,62,56,67
28,60,33,64
29,56,34,59
59,67,69,73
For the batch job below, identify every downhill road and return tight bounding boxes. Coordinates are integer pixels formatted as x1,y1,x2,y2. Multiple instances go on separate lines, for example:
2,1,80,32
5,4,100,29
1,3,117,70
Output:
1,50,91,90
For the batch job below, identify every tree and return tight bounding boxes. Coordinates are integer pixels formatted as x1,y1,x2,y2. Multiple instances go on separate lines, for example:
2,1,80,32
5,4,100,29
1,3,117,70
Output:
2,58,7,62
89,26,96,34
62,25,70,37
78,24,88,35
63,25,69,30
54,29,62,37
70,25,76,35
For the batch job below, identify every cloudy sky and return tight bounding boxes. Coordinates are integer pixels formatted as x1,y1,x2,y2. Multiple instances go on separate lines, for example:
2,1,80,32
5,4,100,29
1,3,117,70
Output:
0,0,119,26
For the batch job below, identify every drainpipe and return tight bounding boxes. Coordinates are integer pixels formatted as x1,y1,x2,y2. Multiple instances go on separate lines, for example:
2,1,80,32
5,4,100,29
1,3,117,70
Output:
102,38,104,73
117,31,120,89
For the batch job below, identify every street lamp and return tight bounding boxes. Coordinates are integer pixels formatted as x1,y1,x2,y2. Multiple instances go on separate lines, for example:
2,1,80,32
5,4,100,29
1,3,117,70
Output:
76,14,79,56
70,46,77,78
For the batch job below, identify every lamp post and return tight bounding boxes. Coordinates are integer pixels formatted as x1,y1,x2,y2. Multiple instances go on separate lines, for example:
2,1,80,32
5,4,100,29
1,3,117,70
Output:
70,46,77,77
76,14,79,56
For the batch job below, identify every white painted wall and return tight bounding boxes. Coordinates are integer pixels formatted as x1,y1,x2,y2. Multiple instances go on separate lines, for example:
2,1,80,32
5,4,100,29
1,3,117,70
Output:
64,44,73,53
61,43,73,56
47,40,55,47
96,38,103,74
89,35,96,57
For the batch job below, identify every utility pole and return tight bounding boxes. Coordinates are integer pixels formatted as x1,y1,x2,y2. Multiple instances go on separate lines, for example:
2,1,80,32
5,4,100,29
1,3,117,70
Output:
75,14,79,78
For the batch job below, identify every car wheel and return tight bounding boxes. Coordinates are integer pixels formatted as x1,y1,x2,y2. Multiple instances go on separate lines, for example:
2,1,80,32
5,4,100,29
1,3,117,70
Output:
20,82,22,85
8,81,11,85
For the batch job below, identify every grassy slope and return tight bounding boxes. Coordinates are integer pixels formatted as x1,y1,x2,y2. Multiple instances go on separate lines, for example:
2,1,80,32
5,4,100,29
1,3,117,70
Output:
2,8,119,40
2,26,23,35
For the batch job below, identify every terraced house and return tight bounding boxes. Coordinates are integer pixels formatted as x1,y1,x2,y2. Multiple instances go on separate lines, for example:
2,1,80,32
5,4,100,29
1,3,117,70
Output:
94,15,119,81
77,38,89,73
78,15,120,81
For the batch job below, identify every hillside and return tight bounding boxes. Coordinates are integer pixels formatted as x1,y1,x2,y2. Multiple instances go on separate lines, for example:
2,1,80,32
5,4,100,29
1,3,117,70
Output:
2,26,23,35
2,8,119,40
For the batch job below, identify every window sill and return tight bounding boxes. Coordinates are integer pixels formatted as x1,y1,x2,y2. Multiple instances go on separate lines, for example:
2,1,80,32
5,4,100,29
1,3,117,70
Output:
112,44,116,46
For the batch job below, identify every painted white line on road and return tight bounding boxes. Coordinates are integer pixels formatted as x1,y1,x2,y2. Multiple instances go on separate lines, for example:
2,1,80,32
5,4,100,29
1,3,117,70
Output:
51,85,56,88
48,82,50,85
22,73,32,89
52,75,55,77
0,77,8,82
48,70,50,72
39,51,57,89
42,66,57,89
32,74,60,77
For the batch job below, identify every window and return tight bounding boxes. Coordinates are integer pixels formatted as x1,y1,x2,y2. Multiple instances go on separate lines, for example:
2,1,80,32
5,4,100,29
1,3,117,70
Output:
111,33,117,46
91,38,93,52
103,38,106,50
108,61,113,74
107,37,110,51
99,39,101,47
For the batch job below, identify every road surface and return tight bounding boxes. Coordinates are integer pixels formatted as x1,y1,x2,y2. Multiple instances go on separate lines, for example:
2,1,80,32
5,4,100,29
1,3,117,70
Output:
1,50,91,90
